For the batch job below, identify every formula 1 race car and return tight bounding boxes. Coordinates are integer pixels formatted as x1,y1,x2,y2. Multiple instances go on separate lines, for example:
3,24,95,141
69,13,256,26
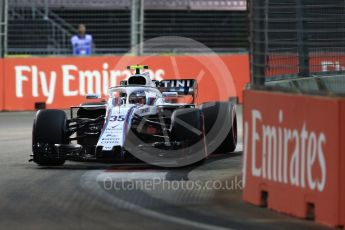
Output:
31,65,237,167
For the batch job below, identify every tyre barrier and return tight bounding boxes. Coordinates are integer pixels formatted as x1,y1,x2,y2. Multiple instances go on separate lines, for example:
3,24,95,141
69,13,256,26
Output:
242,90,345,228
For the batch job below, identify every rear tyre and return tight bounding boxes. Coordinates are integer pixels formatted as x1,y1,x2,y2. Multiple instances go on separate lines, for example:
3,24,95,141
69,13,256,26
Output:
200,102,237,154
32,110,68,166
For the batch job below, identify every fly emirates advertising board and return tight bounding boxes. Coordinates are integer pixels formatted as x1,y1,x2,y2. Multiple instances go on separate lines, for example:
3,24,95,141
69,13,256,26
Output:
2,55,249,110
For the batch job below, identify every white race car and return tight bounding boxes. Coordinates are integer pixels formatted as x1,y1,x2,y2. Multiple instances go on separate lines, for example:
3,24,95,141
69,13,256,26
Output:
31,65,237,167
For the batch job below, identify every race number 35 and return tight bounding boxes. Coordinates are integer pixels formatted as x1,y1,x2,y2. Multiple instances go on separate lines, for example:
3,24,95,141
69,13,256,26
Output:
109,115,125,122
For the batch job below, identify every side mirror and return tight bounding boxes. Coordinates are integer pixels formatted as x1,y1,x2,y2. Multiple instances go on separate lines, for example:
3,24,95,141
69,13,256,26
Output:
86,94,101,99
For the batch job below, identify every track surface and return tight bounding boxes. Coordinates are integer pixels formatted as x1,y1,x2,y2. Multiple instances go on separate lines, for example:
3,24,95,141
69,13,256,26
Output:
0,108,332,230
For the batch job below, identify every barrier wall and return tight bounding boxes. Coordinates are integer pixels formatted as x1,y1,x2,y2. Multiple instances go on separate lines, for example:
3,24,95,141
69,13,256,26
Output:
340,102,345,227
243,90,345,227
0,59,3,111
2,54,249,111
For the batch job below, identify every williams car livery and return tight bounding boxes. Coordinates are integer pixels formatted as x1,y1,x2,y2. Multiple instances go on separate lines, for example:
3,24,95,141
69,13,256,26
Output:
31,65,237,167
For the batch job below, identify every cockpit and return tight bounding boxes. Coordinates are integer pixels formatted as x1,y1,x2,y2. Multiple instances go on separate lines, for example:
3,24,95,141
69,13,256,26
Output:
109,86,162,106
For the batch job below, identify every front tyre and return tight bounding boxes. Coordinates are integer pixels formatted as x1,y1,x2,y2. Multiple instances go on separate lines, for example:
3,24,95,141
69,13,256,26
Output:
170,108,207,165
200,101,237,154
215,114,237,153
170,108,203,142
32,110,68,166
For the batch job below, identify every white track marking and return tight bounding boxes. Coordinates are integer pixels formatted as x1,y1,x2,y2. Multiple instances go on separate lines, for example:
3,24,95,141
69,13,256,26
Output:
97,171,167,181
80,170,235,230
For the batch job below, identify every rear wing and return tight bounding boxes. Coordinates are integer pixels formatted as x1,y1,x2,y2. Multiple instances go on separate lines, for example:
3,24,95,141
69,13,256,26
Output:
119,79,198,103
155,79,197,103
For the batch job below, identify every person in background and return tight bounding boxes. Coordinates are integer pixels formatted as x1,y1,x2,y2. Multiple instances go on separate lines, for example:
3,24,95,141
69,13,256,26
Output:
71,24,93,56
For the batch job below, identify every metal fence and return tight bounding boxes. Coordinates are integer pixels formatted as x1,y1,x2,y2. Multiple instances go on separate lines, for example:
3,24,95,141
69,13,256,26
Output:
2,0,248,56
250,0,345,91
0,0,8,57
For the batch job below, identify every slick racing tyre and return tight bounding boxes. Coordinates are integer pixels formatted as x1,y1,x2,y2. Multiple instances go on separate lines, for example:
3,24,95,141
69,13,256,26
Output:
216,114,237,153
200,101,237,154
170,108,206,164
170,108,203,142
32,110,68,166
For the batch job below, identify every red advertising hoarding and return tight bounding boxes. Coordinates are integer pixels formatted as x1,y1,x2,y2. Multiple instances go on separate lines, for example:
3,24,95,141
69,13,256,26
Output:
243,90,345,227
3,54,249,111
0,59,3,110
266,54,345,77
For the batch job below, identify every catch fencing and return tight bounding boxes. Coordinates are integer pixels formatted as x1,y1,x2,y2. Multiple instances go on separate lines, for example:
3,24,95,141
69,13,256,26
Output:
250,0,345,94
2,0,248,56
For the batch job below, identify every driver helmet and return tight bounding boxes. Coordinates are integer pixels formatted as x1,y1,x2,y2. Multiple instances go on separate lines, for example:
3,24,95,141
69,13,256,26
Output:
129,91,146,104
